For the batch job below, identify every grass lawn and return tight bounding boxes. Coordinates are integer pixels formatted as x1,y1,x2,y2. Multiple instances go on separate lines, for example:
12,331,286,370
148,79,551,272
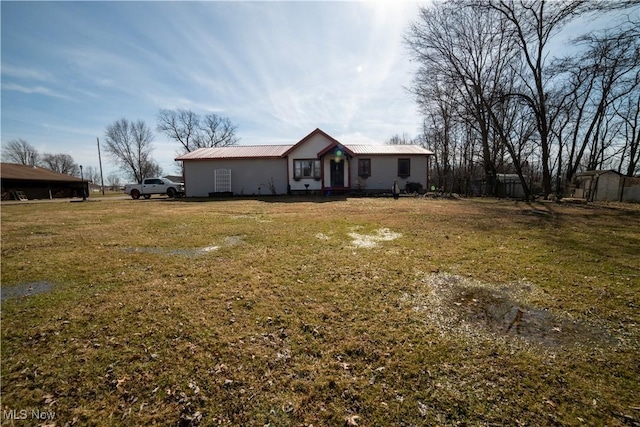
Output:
1,197,639,426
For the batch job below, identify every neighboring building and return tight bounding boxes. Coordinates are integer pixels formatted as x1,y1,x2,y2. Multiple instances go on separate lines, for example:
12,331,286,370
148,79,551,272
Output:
1,163,89,200
495,174,527,199
176,128,434,197
574,170,640,202
163,175,183,184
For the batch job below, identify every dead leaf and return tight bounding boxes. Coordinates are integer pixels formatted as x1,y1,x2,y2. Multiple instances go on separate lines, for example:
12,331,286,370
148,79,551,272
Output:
116,377,128,389
282,402,294,413
417,400,428,416
345,415,360,426
43,393,56,406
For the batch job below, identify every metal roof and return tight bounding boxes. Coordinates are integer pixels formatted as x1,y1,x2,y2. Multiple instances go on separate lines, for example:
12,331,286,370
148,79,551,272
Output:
176,143,433,161
345,144,433,155
575,169,622,177
1,163,83,182
176,145,292,160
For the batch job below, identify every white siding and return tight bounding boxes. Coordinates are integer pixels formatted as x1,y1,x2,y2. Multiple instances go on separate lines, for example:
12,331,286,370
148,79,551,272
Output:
595,173,621,201
287,133,333,191
184,159,287,196
350,155,428,192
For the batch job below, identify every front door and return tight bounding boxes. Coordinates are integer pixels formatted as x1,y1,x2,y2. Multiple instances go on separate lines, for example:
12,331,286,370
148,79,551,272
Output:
330,159,344,187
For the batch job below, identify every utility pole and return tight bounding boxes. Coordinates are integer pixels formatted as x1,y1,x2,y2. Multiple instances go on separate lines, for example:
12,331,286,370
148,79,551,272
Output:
97,137,105,195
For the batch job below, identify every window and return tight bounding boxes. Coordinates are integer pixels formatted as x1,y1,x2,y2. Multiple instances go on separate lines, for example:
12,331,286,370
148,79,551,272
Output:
398,158,410,178
294,159,321,179
358,159,371,178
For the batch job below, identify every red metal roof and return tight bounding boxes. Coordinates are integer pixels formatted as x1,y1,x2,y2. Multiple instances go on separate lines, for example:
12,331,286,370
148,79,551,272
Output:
176,145,292,160
175,128,434,161
345,144,433,155
176,143,433,161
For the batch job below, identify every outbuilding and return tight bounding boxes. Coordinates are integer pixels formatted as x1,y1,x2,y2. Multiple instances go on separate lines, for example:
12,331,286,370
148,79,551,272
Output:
495,174,528,199
1,162,88,200
574,170,640,202
176,128,434,197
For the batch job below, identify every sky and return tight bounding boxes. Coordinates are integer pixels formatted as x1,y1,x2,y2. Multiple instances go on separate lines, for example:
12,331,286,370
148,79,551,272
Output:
1,1,425,178
1,1,633,179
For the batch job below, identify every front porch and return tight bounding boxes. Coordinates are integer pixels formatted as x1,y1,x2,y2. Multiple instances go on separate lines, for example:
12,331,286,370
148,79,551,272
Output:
318,142,352,195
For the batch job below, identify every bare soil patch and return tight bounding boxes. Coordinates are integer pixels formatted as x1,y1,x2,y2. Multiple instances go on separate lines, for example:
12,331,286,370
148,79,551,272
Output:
404,272,614,348
121,235,244,257
1,281,53,300
314,227,403,248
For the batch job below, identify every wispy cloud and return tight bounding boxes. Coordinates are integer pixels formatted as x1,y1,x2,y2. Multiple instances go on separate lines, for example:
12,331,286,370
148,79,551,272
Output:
2,83,73,100
1,65,54,82
1,1,425,175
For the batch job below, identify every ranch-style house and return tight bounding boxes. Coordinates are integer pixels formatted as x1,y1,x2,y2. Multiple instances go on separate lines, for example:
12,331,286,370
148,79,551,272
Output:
175,128,434,196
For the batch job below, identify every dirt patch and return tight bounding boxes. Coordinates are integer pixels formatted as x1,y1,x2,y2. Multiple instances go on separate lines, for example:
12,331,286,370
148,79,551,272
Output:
404,273,613,348
1,281,53,301
231,214,272,223
313,227,402,248
122,246,219,257
122,235,244,257
222,235,243,247
348,227,402,248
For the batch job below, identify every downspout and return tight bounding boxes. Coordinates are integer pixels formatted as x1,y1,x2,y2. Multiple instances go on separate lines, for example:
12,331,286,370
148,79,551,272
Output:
286,156,291,195
320,156,325,194
346,156,351,190
619,176,626,202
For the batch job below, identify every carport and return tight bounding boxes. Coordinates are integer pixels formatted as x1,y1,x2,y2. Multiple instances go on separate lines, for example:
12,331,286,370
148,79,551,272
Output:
1,163,88,200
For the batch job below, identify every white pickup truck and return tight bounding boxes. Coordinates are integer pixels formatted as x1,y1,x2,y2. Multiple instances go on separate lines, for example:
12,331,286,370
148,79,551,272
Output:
124,178,185,199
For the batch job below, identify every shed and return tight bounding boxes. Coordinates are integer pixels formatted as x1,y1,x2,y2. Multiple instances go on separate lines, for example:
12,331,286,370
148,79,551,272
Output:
574,170,640,202
495,174,527,199
1,163,88,200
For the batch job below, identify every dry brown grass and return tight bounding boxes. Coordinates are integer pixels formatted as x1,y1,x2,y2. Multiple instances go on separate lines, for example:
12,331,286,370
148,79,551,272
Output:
1,197,639,425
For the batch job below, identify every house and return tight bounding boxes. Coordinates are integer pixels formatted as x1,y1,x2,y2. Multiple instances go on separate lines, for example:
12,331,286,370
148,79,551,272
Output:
574,170,640,202
1,162,88,200
175,128,434,197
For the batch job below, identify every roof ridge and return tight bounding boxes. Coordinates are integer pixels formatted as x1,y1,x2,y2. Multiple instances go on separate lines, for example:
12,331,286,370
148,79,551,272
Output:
196,144,293,148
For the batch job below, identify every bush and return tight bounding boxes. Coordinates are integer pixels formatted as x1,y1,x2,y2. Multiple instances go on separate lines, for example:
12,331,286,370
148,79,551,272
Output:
405,181,423,193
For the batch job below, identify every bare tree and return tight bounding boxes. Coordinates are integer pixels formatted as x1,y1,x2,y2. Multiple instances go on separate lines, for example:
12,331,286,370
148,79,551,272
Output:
406,1,517,195
106,173,122,190
156,109,199,154
157,109,239,154
82,165,101,184
386,133,414,145
196,114,239,148
406,0,638,198
2,138,40,166
41,153,78,175
615,85,640,175
104,118,161,183
421,80,458,193
556,21,640,183
482,0,590,197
